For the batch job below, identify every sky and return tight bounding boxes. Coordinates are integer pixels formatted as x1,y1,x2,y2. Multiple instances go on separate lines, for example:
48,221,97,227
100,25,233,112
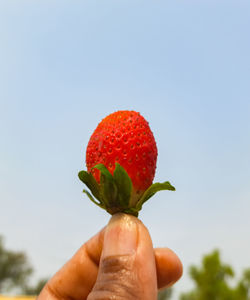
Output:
0,0,250,298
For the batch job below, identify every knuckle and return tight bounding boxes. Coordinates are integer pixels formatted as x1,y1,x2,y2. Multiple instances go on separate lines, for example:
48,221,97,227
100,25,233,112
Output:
87,255,141,300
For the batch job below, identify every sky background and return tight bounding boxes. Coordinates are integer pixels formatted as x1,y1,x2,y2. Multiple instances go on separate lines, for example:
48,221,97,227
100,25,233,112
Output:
0,0,250,298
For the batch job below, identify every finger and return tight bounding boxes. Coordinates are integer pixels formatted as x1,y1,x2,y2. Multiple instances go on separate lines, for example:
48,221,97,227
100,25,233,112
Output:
155,248,183,289
38,222,182,300
88,213,157,300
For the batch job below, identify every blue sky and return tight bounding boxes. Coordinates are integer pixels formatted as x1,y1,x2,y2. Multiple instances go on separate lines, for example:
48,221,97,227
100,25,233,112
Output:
1,1,250,298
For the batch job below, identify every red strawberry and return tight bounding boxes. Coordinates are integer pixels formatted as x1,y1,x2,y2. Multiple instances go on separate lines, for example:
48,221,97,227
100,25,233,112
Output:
79,110,175,216
86,111,157,196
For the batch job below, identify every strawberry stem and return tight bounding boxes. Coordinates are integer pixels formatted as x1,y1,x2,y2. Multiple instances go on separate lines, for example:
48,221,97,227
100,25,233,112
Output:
78,164,175,216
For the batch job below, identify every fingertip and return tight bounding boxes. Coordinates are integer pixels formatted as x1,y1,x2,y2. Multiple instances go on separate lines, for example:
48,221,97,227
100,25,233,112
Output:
155,248,183,289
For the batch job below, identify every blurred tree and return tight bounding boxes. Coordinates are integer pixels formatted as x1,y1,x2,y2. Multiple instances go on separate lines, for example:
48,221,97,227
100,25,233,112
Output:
0,235,48,295
180,250,250,300
234,268,250,300
158,288,172,300
0,235,33,293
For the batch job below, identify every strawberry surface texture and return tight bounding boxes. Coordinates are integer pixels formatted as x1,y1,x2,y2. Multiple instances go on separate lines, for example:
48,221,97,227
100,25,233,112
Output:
79,110,175,216
86,110,157,194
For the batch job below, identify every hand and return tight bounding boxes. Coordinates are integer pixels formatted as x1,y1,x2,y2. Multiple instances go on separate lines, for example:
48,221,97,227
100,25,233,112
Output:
38,213,182,300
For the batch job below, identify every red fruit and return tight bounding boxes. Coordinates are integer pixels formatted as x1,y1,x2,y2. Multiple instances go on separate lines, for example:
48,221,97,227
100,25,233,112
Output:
79,110,175,216
86,110,157,194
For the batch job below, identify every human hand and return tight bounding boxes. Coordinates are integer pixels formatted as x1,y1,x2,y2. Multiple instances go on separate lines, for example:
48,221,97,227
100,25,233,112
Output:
38,213,182,300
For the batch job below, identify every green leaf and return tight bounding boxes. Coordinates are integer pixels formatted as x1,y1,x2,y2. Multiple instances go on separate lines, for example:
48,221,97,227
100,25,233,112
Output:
136,181,175,211
100,173,118,208
94,164,118,208
83,190,104,208
78,170,101,201
93,164,113,181
113,163,132,208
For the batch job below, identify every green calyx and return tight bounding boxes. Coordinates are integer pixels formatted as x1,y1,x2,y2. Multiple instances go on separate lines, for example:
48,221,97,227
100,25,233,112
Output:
78,163,175,217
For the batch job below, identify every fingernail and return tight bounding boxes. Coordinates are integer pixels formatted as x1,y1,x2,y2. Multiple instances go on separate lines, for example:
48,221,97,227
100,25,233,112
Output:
102,214,138,257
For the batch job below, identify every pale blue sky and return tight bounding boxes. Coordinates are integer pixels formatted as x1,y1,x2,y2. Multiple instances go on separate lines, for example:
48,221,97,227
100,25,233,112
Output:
1,1,250,298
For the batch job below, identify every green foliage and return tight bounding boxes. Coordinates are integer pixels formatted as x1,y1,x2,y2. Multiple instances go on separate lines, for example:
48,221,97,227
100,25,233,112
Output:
234,269,250,300
0,236,33,292
0,235,48,295
180,250,250,300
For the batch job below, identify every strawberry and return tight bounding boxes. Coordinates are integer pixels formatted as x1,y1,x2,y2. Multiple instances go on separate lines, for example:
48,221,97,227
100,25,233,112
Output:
79,110,175,216
86,111,157,197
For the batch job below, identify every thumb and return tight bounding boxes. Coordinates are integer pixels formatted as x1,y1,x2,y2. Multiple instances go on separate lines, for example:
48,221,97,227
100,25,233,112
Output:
87,213,158,300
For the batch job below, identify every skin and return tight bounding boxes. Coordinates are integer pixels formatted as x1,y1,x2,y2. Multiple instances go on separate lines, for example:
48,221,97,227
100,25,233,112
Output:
38,214,182,300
